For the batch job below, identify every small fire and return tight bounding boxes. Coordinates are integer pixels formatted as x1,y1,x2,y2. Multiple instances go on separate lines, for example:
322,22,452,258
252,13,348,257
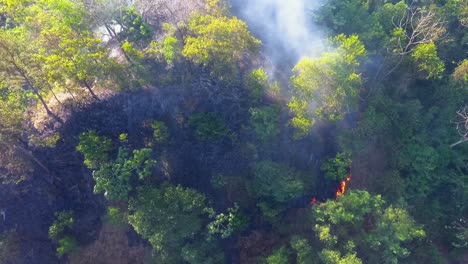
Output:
310,172,352,206
310,197,321,205
336,175,352,198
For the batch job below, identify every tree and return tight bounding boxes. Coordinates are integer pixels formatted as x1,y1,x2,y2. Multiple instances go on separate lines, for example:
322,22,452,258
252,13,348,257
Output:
117,7,152,44
289,34,366,136
0,82,34,182
265,247,289,264
389,7,445,56
245,68,268,103
76,131,113,169
321,151,352,181
27,0,108,99
0,28,57,119
182,11,260,79
128,184,222,263
188,112,231,141
290,236,316,264
320,250,362,264
249,105,281,142
151,121,169,143
1,0,117,109
380,5,446,79
206,203,248,239
312,190,425,264
92,147,155,201
81,0,129,38
313,0,386,49
48,211,77,257
251,161,304,221
453,59,468,84
411,42,444,79
288,97,314,139
77,131,156,201
253,161,304,204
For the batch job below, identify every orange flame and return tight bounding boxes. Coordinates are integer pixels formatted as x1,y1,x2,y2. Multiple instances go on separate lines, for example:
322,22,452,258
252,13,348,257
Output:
336,174,352,198
310,172,352,206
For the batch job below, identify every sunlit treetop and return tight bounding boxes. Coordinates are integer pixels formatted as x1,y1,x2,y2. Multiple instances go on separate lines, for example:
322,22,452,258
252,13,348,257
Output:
182,2,260,80
312,190,425,264
289,34,366,137
183,14,261,66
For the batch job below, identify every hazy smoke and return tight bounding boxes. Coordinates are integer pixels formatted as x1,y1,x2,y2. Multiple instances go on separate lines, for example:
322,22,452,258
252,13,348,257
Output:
229,0,325,64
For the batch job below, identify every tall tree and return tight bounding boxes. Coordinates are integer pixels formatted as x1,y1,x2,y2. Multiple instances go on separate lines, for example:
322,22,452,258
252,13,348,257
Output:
128,184,223,263
312,190,425,264
182,5,260,80
289,34,366,137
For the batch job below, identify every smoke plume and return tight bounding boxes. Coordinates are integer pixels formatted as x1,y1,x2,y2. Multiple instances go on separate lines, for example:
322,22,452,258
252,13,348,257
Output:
228,0,325,65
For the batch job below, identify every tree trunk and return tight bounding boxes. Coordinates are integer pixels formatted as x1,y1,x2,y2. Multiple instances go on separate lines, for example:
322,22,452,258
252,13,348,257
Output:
33,89,63,125
12,61,64,124
83,79,100,101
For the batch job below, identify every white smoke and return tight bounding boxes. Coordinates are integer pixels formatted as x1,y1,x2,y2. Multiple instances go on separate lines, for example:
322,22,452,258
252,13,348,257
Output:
229,0,325,64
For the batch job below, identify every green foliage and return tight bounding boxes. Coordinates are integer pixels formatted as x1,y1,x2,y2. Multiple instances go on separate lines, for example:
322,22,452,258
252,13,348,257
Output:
290,236,316,264
78,131,156,201
145,24,181,66
411,42,445,79
376,2,408,35
207,203,248,238
76,131,113,169
314,0,386,49
49,211,76,257
320,249,362,264
453,59,468,84
49,211,74,241
290,34,365,127
151,121,169,143
28,132,60,148
104,207,126,227
189,112,230,141
119,133,128,143
265,247,289,264
0,83,32,181
0,1,466,263
180,240,225,264
118,7,151,43
205,0,228,16
128,184,218,263
249,105,281,141
252,161,304,203
93,147,156,201
288,97,314,139
56,236,77,257
0,0,116,110
322,151,352,181
183,13,260,79
312,191,425,264
246,68,268,102
122,41,144,62
162,36,179,65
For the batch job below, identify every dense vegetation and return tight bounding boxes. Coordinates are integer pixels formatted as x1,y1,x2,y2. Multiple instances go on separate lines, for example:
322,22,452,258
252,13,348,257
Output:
0,0,466,263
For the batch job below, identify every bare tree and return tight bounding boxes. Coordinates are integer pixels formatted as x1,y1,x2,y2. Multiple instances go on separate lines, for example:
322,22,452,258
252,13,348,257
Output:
377,5,446,80
390,7,445,55
134,0,205,28
450,106,468,148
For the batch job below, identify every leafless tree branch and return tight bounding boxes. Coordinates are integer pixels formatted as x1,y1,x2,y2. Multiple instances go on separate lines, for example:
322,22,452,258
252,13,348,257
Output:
450,106,468,148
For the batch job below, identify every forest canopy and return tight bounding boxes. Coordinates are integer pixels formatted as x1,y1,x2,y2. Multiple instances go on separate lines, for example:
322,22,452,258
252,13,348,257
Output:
0,0,466,263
